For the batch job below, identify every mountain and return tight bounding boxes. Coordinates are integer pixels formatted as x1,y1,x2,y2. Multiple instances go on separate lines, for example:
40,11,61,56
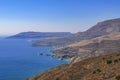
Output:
32,18,120,46
28,18,120,80
7,32,72,38
53,32,120,63
29,52,120,80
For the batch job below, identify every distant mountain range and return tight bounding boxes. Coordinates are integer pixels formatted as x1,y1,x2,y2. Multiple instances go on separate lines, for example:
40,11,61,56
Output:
7,32,72,38
29,52,120,80
32,18,120,46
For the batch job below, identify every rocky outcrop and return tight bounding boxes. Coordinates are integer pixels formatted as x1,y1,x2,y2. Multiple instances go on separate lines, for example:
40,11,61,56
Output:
29,52,120,80
33,18,120,46
53,33,120,63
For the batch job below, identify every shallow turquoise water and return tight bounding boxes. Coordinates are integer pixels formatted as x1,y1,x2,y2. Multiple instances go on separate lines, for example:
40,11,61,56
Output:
0,37,68,80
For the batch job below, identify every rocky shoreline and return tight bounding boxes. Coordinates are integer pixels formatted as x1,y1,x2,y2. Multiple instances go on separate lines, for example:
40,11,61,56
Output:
53,33,120,63
28,52,120,80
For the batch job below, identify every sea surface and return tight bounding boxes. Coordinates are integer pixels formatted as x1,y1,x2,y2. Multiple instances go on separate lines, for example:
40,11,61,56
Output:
0,37,68,80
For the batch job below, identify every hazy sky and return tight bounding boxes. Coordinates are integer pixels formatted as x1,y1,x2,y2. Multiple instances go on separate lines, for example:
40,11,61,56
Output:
0,0,120,35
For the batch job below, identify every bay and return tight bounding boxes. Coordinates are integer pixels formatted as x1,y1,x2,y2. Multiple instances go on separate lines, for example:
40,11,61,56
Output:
0,37,67,80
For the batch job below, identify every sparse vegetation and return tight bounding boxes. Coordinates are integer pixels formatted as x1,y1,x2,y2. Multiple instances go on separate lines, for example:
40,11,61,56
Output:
93,69,102,74
92,71,96,74
107,60,112,64
116,54,120,56
114,59,119,63
33,18,120,48
29,53,120,80
102,57,105,60
96,69,101,72
115,75,120,80
119,58,120,61
56,78,60,80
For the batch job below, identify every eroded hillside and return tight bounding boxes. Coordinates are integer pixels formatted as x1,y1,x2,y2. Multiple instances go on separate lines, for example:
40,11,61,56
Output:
29,52,120,80
53,32,120,63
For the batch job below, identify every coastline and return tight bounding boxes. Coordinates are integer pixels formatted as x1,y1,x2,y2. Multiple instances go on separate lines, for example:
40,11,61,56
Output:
27,52,120,80
27,48,70,80
0,38,68,80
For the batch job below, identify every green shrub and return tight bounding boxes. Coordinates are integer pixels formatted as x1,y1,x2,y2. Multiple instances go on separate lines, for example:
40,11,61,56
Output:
107,60,112,64
96,69,101,72
56,78,60,80
115,75,120,80
118,58,120,61
116,54,120,56
92,71,96,74
102,57,105,60
114,59,119,63
92,69,101,74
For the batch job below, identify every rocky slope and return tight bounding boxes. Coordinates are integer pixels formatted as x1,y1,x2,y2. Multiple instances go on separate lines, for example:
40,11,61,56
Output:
33,18,120,46
8,32,72,38
53,32,120,63
29,52,120,80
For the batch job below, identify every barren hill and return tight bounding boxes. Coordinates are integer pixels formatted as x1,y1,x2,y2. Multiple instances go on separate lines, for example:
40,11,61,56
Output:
33,18,120,46
29,52,120,80
53,32,120,63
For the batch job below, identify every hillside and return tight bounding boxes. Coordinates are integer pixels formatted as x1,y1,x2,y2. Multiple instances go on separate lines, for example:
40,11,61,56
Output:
29,52,120,80
7,32,72,38
33,18,120,46
53,32,120,63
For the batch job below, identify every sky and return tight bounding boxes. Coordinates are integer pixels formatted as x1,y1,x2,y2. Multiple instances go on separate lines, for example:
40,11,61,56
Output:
0,0,120,35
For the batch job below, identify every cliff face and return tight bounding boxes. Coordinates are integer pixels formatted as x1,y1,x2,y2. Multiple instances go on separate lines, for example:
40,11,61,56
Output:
33,18,120,46
29,53,120,80
53,33,120,63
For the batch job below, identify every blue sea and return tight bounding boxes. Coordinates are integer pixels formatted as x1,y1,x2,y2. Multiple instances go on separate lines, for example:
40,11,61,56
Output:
0,37,68,80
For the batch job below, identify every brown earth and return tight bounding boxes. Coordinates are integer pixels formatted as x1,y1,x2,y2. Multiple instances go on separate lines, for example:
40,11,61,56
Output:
29,52,120,80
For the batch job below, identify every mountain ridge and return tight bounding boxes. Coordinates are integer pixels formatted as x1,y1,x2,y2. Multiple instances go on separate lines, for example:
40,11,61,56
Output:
33,18,120,46
7,31,72,38
29,18,120,80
